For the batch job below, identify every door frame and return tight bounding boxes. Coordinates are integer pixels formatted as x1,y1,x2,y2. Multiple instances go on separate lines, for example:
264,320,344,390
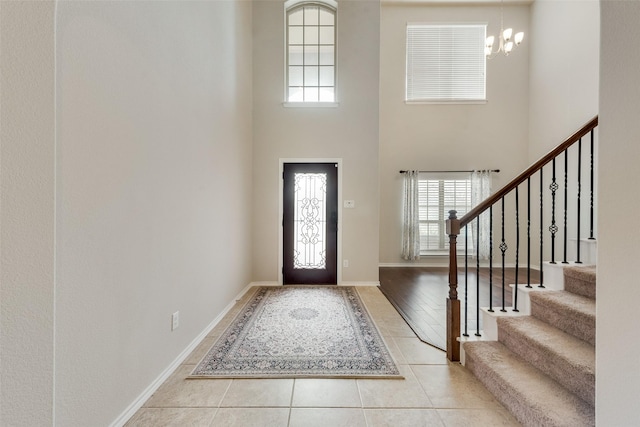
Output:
278,158,343,285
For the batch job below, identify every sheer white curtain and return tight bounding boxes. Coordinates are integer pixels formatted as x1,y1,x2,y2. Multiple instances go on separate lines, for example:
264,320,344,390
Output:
471,170,492,259
401,171,421,260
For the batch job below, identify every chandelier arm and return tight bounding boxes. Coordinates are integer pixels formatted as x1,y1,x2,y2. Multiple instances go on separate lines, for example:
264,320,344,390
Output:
486,0,523,59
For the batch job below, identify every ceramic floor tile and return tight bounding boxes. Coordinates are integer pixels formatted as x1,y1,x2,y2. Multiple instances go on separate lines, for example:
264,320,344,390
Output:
363,296,395,307
184,336,217,365
126,284,524,426
355,286,379,296
382,335,409,365
143,365,231,408
357,288,398,310
288,408,367,427
206,290,258,339
125,407,217,427
437,408,520,426
220,379,293,407
412,364,503,409
379,318,418,337
393,337,448,364
206,313,237,339
206,324,228,339
210,408,290,427
367,307,401,321
291,379,362,407
364,409,445,427
358,365,432,408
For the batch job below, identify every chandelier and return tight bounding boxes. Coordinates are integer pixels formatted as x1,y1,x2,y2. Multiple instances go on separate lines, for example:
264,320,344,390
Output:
485,0,524,58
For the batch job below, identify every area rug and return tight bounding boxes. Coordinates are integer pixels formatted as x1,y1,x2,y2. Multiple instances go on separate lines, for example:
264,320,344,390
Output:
190,286,402,379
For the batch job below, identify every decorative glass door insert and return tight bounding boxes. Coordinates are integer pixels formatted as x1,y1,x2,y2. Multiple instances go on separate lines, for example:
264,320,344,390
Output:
293,173,327,269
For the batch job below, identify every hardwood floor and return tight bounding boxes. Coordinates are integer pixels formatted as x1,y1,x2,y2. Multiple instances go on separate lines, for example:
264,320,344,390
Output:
379,266,541,350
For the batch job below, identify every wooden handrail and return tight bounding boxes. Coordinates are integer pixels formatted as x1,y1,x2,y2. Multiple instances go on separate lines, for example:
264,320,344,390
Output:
459,116,599,228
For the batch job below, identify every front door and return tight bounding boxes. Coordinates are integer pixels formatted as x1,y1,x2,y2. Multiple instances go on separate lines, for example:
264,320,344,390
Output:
283,163,338,284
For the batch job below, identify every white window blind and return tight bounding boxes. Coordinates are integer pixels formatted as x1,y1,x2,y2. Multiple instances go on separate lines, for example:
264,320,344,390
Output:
406,24,486,102
418,173,474,255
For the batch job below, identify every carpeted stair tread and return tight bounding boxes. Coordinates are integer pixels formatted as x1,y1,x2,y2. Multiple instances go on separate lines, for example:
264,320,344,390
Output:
498,316,594,405
464,341,594,427
564,266,596,299
529,290,595,345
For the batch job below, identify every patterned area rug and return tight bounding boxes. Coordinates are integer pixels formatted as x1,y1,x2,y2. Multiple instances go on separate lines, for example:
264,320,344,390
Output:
190,286,402,379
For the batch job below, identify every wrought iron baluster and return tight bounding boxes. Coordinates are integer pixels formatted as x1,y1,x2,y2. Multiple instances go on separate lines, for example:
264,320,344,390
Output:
500,197,507,312
475,216,481,337
527,177,531,288
589,129,595,240
576,138,583,264
514,187,520,312
539,169,544,288
549,159,558,264
463,225,469,337
562,149,569,264
489,206,494,312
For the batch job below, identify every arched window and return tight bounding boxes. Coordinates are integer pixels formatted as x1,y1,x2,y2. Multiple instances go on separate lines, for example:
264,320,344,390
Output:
285,0,337,103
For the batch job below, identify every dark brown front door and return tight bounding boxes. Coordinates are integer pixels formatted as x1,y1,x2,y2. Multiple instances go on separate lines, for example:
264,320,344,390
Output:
283,163,338,284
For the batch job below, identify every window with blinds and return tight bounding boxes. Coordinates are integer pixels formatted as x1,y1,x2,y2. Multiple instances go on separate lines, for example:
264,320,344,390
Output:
406,24,486,103
419,174,474,255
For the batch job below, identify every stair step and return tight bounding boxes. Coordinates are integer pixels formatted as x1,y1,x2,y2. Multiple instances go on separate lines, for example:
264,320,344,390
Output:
564,266,596,299
463,341,594,427
498,316,595,406
529,290,596,345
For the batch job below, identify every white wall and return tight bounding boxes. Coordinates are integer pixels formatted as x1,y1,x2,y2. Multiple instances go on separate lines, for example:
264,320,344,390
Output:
54,1,253,424
379,3,530,265
0,1,56,425
252,0,381,283
528,0,599,161
527,1,599,266
597,2,640,424
1,1,253,425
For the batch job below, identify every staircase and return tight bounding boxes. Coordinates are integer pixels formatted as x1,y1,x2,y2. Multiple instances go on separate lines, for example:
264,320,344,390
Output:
443,117,600,426
463,265,595,426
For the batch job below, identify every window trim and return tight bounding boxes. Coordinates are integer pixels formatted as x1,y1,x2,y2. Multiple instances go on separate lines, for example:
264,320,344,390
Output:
283,0,338,105
406,22,487,104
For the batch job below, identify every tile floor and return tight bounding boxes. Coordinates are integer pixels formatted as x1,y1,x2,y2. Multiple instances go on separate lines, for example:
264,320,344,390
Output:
126,286,519,426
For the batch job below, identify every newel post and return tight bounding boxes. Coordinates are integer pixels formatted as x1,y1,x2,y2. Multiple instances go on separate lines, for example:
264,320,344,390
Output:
446,210,461,362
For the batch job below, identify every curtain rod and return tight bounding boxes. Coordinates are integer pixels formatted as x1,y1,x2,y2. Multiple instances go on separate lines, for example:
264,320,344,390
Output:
399,169,500,174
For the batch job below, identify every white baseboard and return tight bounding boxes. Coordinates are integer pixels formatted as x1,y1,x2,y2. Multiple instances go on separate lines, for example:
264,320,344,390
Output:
379,262,533,269
379,262,448,268
248,281,281,287
340,281,380,287
251,281,379,287
109,283,254,427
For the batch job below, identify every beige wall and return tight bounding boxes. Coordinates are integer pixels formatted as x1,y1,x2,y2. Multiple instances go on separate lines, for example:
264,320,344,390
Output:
0,1,56,425
528,0,600,161
527,1,599,264
598,1,640,424
54,2,253,424
2,1,253,425
252,0,381,283
379,3,530,265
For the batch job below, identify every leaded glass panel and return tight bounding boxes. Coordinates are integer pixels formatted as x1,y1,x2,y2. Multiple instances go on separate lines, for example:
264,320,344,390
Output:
293,173,327,269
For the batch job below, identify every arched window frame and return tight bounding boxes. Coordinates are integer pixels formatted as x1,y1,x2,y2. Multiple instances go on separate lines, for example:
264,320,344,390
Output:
284,0,338,106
